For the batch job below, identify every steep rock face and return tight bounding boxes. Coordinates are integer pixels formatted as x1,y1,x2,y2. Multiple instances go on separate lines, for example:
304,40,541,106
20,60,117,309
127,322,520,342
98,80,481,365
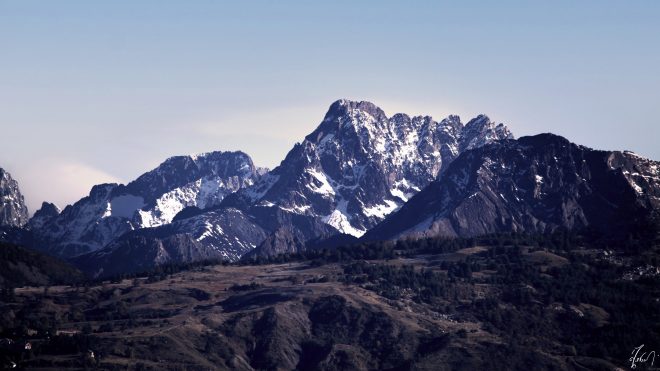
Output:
248,227,308,258
32,151,264,257
364,134,660,241
0,168,29,227
224,99,513,238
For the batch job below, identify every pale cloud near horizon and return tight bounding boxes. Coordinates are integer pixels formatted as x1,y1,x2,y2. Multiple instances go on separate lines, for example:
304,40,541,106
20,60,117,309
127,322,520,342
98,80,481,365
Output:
12,159,123,214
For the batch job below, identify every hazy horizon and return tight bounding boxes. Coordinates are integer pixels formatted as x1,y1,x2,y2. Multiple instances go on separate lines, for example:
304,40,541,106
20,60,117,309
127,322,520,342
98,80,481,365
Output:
2,1,659,213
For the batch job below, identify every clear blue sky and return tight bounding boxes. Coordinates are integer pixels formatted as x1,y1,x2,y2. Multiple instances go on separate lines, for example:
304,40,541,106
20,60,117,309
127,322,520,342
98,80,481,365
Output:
1,0,659,212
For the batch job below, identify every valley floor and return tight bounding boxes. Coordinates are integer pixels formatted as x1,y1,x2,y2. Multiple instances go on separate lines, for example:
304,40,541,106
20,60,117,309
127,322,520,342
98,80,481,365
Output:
1,236,659,370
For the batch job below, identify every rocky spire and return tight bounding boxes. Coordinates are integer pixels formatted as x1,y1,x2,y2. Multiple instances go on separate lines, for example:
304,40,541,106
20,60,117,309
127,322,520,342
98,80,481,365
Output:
0,167,29,227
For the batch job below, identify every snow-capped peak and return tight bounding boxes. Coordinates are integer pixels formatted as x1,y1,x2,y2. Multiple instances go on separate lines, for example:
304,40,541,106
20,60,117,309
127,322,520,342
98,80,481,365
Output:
230,99,515,237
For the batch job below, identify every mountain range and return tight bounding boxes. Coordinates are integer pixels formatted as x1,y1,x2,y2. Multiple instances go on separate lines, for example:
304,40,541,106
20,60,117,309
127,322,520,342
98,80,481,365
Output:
69,99,515,276
1,99,658,278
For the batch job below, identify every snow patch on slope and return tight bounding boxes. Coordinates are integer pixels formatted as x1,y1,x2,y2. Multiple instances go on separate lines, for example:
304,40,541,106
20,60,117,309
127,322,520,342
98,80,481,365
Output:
307,169,335,196
323,200,365,237
139,176,249,228
363,200,400,219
